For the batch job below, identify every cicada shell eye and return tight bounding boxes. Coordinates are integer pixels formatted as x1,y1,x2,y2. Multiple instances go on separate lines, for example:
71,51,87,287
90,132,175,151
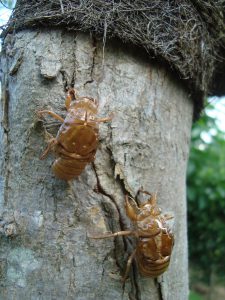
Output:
125,195,140,221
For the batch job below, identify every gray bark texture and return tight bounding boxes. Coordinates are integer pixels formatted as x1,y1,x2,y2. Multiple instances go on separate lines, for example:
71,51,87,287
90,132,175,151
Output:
0,30,193,300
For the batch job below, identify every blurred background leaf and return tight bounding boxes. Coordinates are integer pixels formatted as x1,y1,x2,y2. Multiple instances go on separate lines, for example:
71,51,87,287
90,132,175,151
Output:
188,98,225,286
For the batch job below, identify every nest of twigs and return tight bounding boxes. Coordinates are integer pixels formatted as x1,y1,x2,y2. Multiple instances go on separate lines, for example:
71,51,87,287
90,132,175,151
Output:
2,0,225,115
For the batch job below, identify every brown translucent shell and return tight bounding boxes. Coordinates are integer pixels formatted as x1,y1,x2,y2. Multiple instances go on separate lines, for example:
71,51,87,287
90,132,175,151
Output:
38,89,112,180
125,192,174,277
91,191,174,280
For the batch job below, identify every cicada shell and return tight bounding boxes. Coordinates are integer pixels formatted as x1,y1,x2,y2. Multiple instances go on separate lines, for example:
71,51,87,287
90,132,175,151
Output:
91,190,174,281
38,88,112,180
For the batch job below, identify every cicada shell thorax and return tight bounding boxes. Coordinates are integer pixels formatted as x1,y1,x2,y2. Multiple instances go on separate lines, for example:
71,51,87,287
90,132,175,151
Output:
56,99,99,154
125,194,163,236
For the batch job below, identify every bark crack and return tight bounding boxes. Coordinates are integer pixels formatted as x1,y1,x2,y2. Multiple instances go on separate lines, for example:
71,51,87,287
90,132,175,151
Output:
92,162,127,269
84,36,97,87
71,34,77,87
155,277,165,300
132,265,141,300
107,148,142,300
100,253,109,285
9,49,24,76
60,32,77,90
2,81,10,206
92,162,125,238
93,154,142,300
60,69,68,91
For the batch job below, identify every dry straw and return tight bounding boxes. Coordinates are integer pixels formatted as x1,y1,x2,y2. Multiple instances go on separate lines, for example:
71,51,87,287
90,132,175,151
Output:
2,0,225,115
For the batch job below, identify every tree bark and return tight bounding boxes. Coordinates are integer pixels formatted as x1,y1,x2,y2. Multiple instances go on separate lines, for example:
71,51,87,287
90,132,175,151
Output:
0,30,193,300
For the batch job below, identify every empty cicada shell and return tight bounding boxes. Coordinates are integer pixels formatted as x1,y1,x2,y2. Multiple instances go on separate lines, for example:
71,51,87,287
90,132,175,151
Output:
91,190,174,281
37,88,112,180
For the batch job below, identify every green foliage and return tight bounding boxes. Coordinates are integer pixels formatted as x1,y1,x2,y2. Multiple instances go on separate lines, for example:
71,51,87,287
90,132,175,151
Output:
189,291,204,300
187,104,225,280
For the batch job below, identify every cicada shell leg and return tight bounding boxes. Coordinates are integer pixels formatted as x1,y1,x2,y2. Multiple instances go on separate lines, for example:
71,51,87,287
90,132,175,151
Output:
40,138,58,160
125,195,140,221
163,214,173,221
122,249,137,286
94,112,114,123
65,88,75,110
90,230,136,239
149,193,158,206
37,110,64,123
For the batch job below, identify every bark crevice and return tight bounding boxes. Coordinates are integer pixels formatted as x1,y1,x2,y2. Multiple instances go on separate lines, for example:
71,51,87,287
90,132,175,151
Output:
84,36,97,87
71,34,77,88
1,81,10,206
154,278,164,300
93,151,142,300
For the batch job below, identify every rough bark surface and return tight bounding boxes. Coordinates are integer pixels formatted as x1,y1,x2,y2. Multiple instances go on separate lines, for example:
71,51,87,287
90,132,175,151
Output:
0,30,193,300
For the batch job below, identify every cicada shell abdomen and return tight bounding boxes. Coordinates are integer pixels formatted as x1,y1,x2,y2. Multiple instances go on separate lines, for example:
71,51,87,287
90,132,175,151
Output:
52,118,99,180
52,155,94,180
136,229,174,277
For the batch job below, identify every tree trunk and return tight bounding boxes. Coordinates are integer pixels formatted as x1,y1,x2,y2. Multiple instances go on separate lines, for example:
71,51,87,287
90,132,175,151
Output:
0,30,193,300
